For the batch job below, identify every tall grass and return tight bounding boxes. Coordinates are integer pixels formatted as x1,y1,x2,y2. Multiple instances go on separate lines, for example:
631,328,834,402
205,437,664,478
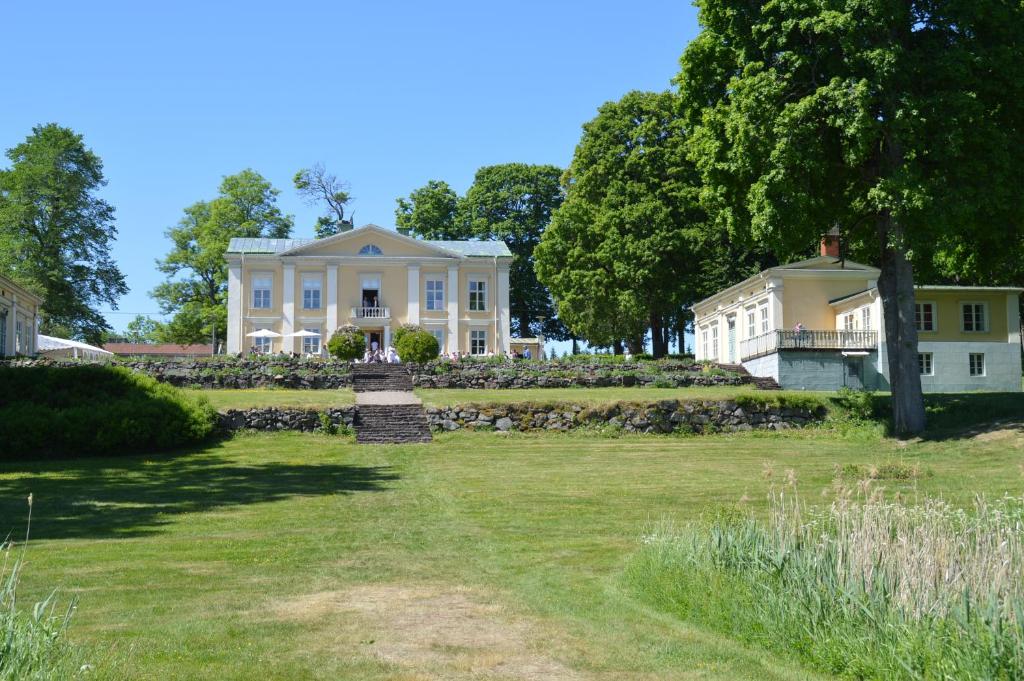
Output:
1,497,87,680
628,489,1024,679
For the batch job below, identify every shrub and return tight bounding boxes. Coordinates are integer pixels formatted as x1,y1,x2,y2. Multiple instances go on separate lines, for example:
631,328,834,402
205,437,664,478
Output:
396,329,440,363
0,365,216,459
326,325,365,361
392,323,423,345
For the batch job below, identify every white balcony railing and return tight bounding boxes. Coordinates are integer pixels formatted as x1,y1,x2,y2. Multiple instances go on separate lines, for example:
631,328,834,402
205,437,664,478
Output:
740,329,878,360
351,306,390,320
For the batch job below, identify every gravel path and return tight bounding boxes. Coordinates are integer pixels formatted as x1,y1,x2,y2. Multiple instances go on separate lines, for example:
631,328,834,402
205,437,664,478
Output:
355,391,423,405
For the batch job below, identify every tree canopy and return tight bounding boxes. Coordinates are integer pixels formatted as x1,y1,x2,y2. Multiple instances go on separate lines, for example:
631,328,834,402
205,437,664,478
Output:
0,123,127,343
395,180,463,240
535,91,706,356
676,0,1024,434
293,164,352,238
151,169,293,345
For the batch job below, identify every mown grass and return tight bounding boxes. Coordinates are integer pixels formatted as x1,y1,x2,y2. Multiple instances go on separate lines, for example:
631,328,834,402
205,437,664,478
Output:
1,415,1023,679
183,388,355,411
415,385,828,408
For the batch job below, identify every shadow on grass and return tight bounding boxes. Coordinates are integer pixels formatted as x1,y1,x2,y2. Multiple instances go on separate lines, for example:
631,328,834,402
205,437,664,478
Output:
0,438,398,541
863,392,1024,441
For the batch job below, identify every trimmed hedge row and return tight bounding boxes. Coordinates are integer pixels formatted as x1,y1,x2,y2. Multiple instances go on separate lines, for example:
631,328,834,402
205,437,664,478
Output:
0,365,217,459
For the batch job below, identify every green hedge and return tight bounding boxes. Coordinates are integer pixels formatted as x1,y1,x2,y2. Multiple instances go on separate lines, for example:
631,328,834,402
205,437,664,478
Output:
0,365,217,459
395,329,440,363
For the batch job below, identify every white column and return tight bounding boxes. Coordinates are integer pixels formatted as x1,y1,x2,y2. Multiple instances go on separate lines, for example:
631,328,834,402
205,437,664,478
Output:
767,277,784,331
406,264,420,325
384,324,391,349
497,263,510,353
447,265,460,352
1008,293,1020,344
8,297,17,356
326,265,338,334
282,264,295,353
227,264,241,354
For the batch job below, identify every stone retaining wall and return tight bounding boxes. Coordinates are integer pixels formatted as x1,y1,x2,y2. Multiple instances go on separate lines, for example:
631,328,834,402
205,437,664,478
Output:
215,400,822,435
218,406,357,432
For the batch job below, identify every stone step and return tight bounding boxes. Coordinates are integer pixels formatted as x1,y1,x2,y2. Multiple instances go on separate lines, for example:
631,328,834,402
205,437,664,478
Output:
355,403,432,444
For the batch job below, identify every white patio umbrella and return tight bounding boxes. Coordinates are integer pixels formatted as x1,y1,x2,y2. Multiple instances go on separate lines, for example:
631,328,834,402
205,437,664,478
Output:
285,330,320,337
245,329,282,338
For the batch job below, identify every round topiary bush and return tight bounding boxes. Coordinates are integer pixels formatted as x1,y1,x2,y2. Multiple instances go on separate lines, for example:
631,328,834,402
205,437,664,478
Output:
326,324,366,361
395,329,440,363
392,323,423,345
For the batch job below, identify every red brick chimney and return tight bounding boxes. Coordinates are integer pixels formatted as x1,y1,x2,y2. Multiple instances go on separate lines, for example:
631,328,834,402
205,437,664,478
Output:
820,227,841,258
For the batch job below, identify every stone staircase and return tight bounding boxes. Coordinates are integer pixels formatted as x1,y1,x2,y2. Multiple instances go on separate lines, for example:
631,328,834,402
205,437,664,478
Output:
717,363,782,391
355,403,433,444
352,363,432,444
351,363,414,392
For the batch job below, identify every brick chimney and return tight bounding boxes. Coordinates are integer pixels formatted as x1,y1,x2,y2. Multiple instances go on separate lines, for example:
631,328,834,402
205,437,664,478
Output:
820,226,841,258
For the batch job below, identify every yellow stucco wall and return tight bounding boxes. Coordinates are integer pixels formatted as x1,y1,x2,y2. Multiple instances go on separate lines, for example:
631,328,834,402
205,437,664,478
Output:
782,276,875,330
917,291,1009,342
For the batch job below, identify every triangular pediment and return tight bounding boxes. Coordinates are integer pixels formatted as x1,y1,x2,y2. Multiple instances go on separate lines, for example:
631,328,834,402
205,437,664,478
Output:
279,224,461,258
778,255,879,273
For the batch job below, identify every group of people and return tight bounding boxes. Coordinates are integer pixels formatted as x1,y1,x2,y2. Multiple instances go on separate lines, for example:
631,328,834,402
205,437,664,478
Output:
361,340,400,364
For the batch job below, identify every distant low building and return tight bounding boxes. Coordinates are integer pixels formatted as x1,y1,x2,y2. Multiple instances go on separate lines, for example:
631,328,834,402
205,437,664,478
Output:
104,343,214,359
39,335,113,361
510,337,544,359
0,275,42,357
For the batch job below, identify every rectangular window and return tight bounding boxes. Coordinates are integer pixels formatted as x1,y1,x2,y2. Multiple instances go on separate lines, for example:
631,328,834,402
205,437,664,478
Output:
918,352,933,376
862,306,871,330
469,279,487,311
915,302,935,332
962,303,988,332
701,329,708,358
843,313,855,331
430,328,444,351
759,305,769,334
425,279,444,311
711,326,719,358
15,319,23,354
969,352,986,376
0,309,7,356
253,335,271,354
302,328,320,355
302,276,321,310
252,275,272,309
470,329,487,355
746,310,756,338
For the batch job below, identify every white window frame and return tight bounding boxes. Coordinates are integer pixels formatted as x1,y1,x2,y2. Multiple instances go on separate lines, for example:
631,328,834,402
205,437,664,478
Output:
746,309,756,339
918,352,933,376
429,327,445,351
843,313,856,331
469,278,488,312
470,329,487,355
252,328,272,354
251,273,272,309
758,303,769,334
861,306,871,331
700,328,709,358
710,325,719,359
302,327,321,355
915,302,936,332
358,244,383,256
961,302,989,333
302,275,322,310
425,278,445,311
969,352,986,377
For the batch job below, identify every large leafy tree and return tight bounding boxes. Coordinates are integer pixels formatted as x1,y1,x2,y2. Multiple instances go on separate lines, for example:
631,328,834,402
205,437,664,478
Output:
293,163,352,238
152,169,293,345
677,0,1024,434
0,124,127,343
535,91,706,357
395,166,567,339
395,180,465,240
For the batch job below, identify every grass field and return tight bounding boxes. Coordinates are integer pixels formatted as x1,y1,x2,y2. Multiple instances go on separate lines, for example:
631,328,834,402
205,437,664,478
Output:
3,420,1023,679
185,388,356,410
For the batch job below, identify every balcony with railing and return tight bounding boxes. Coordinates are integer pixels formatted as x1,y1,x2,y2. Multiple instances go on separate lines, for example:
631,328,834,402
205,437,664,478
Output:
350,306,391,320
740,329,878,360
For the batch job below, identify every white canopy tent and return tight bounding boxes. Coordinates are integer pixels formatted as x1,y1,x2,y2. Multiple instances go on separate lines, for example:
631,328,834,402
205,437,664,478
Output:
37,335,113,361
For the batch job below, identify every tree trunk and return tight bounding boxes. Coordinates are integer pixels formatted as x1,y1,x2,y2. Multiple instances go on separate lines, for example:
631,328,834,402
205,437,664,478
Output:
613,340,623,355
877,215,926,436
650,313,668,358
571,335,579,355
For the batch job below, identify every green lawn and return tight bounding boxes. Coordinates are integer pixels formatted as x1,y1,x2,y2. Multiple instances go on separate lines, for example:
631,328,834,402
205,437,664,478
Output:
3,423,1023,679
415,385,804,406
185,388,355,410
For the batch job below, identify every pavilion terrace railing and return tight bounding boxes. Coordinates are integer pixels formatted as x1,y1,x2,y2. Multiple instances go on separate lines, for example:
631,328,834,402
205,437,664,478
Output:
350,306,391,320
740,329,878,360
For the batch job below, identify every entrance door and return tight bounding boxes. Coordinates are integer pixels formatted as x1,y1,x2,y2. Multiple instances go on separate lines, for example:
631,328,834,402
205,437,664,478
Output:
844,357,864,389
727,317,736,363
367,331,382,351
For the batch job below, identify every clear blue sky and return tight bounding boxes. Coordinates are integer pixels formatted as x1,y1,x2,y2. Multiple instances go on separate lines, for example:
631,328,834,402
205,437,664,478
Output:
1,1,700,340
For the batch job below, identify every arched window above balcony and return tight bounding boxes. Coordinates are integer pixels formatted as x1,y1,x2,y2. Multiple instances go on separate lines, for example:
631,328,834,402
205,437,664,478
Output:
358,244,383,256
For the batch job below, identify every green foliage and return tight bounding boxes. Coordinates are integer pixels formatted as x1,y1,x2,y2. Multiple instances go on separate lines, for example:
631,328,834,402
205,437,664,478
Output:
0,365,217,458
326,325,364,361
124,314,159,344
151,169,293,345
629,494,1024,679
0,123,127,343
293,163,351,238
392,323,423,345
394,180,463,240
535,91,704,355
395,329,440,363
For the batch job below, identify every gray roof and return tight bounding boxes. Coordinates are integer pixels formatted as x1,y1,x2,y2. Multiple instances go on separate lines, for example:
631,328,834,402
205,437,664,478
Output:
226,234,511,257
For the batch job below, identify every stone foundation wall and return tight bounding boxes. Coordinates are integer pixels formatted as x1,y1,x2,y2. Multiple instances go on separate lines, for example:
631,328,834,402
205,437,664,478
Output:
425,400,823,434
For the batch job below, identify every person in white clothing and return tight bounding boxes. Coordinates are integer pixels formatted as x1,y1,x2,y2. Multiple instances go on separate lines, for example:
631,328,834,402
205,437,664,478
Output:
386,345,399,363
